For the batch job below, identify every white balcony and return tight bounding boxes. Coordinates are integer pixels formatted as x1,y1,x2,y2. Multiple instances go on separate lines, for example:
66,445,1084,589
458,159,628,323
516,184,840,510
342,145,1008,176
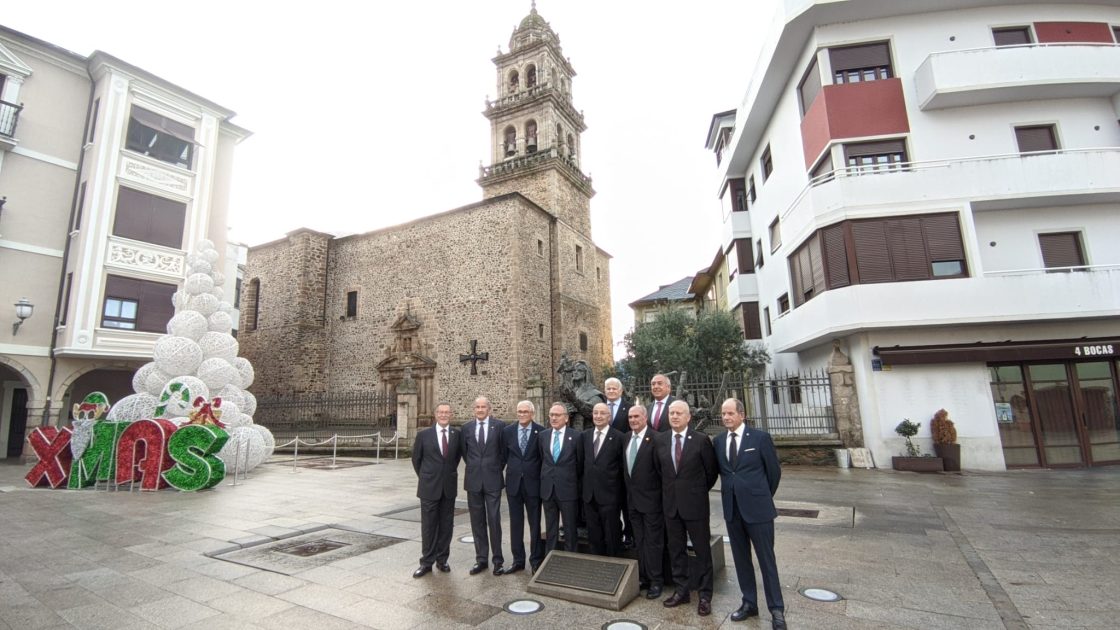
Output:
728,272,759,305
915,44,1120,111
771,266,1120,353
782,149,1120,242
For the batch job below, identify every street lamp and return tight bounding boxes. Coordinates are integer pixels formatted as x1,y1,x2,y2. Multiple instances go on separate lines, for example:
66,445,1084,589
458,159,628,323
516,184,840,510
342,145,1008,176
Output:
12,297,33,335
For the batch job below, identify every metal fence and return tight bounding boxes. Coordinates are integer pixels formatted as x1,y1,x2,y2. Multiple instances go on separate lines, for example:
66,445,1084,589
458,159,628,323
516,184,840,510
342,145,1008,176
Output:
627,369,836,437
255,391,397,445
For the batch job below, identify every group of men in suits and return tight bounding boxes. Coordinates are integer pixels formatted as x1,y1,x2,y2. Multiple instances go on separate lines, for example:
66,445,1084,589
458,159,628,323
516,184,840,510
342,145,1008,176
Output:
410,376,786,628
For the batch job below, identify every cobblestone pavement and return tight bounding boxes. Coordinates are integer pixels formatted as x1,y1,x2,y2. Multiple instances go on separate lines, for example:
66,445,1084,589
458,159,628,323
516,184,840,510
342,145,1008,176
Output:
1,457,1117,629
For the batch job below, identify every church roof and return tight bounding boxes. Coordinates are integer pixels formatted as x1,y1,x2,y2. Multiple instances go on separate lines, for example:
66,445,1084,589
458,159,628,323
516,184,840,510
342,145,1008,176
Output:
629,276,696,308
510,2,561,52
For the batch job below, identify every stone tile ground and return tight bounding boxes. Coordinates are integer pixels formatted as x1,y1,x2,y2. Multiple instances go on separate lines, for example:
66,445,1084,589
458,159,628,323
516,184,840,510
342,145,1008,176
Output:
1,458,1117,629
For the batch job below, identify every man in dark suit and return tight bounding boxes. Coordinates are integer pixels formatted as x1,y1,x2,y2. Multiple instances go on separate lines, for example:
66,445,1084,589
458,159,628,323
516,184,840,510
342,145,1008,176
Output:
581,402,626,557
462,396,505,575
655,400,719,617
605,377,635,549
539,402,581,553
621,404,665,599
499,400,544,574
714,398,786,629
411,403,461,578
646,373,675,432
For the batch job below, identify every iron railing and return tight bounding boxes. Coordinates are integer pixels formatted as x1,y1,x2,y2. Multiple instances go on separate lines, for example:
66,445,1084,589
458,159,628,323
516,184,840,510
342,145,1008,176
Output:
0,100,23,138
255,391,397,443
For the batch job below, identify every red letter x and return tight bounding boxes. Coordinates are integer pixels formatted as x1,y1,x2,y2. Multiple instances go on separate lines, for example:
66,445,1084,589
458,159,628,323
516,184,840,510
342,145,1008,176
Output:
25,427,74,489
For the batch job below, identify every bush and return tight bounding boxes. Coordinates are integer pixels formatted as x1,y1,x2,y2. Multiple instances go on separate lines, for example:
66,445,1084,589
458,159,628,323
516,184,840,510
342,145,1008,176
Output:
894,418,921,457
930,408,957,445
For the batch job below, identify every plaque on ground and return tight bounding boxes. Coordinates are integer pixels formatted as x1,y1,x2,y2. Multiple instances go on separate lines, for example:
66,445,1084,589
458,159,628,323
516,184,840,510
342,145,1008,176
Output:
527,551,638,610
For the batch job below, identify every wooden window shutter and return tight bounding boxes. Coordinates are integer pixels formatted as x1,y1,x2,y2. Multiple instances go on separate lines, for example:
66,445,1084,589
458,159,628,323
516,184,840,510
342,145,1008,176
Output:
844,139,906,159
822,223,850,288
808,234,826,295
811,153,834,180
829,42,890,73
741,302,762,340
789,246,807,307
886,217,930,281
737,238,754,274
1015,126,1058,152
105,275,141,301
137,279,177,333
113,187,186,249
798,57,822,113
921,214,966,263
728,178,747,212
851,220,893,283
1039,232,1085,269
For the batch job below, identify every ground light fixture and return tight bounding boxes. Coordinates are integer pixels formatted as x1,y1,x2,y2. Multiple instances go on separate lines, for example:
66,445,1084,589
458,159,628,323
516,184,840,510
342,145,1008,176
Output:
12,297,33,335
503,599,544,615
602,621,647,630
800,587,844,602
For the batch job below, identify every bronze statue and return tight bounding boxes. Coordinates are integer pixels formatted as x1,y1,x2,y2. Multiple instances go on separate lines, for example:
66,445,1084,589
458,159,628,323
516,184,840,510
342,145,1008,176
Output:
556,354,606,430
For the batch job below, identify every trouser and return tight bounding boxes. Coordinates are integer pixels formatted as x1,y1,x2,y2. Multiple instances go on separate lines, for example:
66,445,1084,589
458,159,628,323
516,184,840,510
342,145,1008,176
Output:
467,489,504,565
628,508,665,587
666,512,713,598
507,489,544,568
418,494,455,567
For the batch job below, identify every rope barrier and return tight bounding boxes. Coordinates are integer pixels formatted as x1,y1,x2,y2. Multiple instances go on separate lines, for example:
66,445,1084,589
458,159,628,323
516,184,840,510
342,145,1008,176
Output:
276,431,404,470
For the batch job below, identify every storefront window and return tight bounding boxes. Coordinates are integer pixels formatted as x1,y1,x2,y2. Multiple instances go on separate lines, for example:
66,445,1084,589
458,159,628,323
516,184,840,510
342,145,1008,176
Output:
990,365,1039,467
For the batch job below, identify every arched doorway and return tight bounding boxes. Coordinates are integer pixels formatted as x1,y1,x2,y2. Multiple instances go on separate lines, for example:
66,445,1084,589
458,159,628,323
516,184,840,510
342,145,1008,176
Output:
0,364,30,459
64,368,135,420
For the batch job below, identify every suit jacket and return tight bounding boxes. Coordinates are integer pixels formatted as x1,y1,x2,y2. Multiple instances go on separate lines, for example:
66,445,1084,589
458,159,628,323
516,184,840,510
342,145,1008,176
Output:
580,426,626,504
714,427,781,523
606,399,632,434
538,426,581,502
412,424,462,501
646,396,675,432
501,421,544,498
654,427,718,520
462,416,506,493
622,429,661,514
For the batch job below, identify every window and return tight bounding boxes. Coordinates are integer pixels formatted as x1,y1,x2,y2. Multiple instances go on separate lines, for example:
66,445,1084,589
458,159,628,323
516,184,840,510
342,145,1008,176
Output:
125,106,194,169
736,238,755,275
844,139,907,173
526,120,538,153
234,277,242,309
760,145,774,181
789,232,826,306
596,267,601,281
72,182,87,232
789,378,803,404
527,64,537,88
777,293,790,314
61,273,73,326
755,238,764,269
993,26,1033,47
748,176,757,203
728,178,747,213
504,126,517,156
1015,125,1058,153
537,239,544,256
769,218,782,252
87,98,99,143
245,278,260,331
763,306,772,336
798,57,822,114
1114,26,1120,43
346,291,358,318
810,153,834,183
643,311,656,323
830,42,893,83
102,275,176,333
539,323,545,339
579,332,588,352
112,186,186,249
575,245,584,272
739,302,762,340
1038,232,1086,271
508,70,520,93
770,384,780,405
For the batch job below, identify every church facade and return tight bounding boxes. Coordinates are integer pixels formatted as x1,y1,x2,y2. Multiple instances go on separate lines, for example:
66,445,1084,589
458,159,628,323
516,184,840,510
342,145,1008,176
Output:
239,6,613,421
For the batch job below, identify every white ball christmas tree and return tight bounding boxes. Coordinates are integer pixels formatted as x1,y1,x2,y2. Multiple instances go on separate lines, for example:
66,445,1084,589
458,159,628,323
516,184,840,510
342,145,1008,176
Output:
116,239,273,473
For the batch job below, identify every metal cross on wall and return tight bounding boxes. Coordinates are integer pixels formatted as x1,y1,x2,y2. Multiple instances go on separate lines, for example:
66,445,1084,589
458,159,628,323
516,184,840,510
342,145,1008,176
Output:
459,340,489,376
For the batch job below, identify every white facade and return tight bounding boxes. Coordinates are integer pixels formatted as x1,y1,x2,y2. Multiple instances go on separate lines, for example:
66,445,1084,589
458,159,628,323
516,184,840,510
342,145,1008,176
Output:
710,0,1120,470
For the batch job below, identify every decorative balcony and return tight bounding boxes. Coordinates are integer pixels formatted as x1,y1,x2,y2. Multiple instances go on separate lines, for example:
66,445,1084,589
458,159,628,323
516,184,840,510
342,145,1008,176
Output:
915,44,1120,111
484,82,585,131
771,265,1120,353
478,145,592,193
0,99,23,149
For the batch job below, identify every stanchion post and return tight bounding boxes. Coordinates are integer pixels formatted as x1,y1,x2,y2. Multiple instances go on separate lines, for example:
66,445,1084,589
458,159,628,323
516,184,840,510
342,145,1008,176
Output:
331,434,338,469
394,432,399,459
292,435,299,473
376,433,381,465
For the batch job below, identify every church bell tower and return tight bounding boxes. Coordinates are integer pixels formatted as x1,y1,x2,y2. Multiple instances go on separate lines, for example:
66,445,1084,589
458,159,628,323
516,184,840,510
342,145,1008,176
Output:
478,2,595,235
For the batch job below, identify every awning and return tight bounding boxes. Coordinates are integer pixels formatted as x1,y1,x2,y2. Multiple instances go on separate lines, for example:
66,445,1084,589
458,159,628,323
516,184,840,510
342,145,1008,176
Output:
874,337,1120,365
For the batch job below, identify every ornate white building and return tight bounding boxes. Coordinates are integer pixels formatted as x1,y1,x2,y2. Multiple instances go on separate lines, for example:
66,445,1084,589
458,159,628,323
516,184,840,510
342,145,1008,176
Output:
708,0,1120,470
0,25,249,458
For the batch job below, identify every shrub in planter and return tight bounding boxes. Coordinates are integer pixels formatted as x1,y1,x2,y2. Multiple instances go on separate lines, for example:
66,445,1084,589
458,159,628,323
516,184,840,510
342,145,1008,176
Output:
892,418,943,472
930,408,961,472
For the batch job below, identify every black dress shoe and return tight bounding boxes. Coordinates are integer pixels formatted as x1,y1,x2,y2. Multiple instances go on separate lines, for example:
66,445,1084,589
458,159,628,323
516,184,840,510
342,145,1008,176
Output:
436,563,450,573
645,585,662,599
730,604,759,621
698,597,712,616
491,565,504,576
412,565,432,578
499,564,524,575
663,591,690,607
771,609,787,630
469,562,488,575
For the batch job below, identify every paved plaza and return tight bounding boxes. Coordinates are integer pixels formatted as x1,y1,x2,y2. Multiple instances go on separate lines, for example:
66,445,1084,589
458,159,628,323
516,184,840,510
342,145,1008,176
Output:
1,456,1118,629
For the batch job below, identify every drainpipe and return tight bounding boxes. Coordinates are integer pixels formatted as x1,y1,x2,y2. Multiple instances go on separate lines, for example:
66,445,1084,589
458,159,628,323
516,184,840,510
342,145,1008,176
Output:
39,65,96,427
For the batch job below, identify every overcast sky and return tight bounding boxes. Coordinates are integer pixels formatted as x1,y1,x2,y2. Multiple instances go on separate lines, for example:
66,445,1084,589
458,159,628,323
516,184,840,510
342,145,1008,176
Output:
6,0,780,360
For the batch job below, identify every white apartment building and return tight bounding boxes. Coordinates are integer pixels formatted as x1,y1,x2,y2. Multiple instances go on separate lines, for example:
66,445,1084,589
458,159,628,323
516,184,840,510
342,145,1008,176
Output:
708,0,1120,470
0,25,249,458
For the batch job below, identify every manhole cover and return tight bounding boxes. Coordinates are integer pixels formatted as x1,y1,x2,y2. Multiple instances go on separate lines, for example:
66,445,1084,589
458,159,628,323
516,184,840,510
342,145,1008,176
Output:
504,599,543,615
274,538,349,557
377,504,469,523
778,508,820,519
800,587,843,602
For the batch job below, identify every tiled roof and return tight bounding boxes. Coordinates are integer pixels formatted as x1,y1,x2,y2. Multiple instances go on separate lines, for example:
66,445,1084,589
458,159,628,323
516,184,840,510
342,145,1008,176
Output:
630,276,695,307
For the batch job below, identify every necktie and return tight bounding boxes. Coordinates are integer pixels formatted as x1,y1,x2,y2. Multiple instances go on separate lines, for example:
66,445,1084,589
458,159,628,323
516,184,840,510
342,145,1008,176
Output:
441,428,448,457
552,430,562,462
729,431,737,467
674,433,683,472
653,401,663,430
594,430,603,458
519,427,528,455
477,421,485,447
628,434,639,474
609,401,616,421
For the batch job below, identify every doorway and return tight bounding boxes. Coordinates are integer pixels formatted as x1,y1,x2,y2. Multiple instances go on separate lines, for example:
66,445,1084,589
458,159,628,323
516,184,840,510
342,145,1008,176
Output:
6,388,28,459
990,361,1120,467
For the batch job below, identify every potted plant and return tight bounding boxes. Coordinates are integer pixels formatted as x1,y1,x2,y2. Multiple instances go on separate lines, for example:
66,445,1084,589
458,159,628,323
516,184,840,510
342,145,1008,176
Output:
930,409,960,472
891,419,943,472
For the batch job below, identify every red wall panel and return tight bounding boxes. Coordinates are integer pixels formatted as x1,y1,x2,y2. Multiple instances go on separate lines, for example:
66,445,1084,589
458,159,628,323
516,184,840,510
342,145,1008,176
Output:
800,92,832,169
1034,21,1113,44
800,78,910,169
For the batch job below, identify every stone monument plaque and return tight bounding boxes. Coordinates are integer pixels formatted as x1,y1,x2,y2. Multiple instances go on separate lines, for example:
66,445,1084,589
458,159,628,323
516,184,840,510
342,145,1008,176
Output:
527,551,639,610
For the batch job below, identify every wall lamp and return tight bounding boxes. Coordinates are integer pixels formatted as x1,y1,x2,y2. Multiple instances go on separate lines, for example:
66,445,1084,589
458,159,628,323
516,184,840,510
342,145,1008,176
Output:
13,297,33,335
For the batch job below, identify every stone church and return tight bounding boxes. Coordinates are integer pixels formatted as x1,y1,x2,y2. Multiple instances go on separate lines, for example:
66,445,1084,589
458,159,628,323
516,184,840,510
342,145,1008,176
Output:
239,5,613,421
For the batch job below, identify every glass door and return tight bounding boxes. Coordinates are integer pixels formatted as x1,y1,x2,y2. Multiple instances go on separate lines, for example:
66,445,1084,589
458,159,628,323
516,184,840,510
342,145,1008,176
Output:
990,365,1040,467
1027,364,1083,466
1074,362,1120,465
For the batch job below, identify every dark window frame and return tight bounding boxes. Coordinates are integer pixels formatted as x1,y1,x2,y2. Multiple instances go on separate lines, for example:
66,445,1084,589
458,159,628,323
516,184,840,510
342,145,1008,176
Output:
993,26,1034,47
1038,231,1087,271
763,306,772,336
345,290,358,318
844,139,908,173
1015,124,1059,153
798,56,822,115
769,217,782,253
777,293,790,314
829,41,894,84
112,186,187,250
125,106,195,170
102,297,139,330
579,331,588,352
102,274,177,333
748,176,757,203
755,238,765,269
760,145,774,181
575,244,584,273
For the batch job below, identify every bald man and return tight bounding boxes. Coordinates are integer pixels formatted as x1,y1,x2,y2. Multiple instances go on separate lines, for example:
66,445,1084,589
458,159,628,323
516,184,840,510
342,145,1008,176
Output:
462,396,505,575
581,402,626,556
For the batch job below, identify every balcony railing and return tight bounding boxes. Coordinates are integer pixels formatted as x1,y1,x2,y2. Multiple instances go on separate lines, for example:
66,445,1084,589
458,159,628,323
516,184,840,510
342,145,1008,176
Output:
479,146,592,188
0,100,23,138
485,82,584,128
